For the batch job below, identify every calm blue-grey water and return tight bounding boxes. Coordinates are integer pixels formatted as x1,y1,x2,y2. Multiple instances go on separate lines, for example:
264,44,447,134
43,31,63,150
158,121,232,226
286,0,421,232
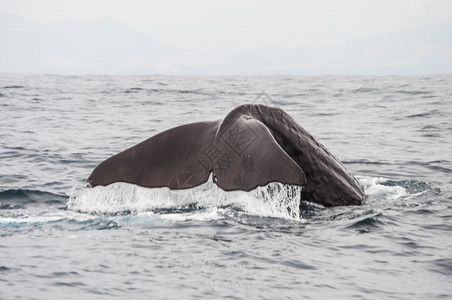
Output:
0,74,451,299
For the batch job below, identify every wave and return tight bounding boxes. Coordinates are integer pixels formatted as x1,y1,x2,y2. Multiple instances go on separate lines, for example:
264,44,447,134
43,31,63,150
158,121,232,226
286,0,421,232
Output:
395,90,432,95
344,212,386,233
0,189,67,209
351,87,380,93
0,210,121,231
2,85,25,89
407,110,443,118
121,87,210,96
343,159,390,165
124,87,144,93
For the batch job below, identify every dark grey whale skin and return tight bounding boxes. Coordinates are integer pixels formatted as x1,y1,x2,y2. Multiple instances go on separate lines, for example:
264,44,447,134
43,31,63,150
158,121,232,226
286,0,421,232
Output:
87,104,364,207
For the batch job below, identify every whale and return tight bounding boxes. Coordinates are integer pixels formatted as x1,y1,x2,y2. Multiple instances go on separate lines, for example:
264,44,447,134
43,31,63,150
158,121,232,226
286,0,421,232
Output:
87,104,364,207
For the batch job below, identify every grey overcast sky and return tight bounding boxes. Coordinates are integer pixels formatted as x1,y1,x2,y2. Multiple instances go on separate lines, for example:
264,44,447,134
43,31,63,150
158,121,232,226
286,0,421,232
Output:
1,0,452,74
3,0,452,51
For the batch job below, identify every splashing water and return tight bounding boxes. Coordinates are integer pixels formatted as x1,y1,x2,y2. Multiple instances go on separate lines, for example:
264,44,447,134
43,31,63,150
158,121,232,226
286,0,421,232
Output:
67,177,303,220
67,176,422,221
357,176,407,201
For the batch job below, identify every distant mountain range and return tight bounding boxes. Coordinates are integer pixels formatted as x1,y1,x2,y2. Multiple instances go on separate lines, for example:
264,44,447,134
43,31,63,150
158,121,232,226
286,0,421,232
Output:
1,13,451,75
0,14,178,74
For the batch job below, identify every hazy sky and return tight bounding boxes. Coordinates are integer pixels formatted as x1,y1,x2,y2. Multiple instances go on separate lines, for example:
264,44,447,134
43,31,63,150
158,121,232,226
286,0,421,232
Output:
3,0,452,51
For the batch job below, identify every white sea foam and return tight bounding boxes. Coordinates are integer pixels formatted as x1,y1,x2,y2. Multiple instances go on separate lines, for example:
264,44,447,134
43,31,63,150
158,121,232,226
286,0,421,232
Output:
357,176,407,201
67,177,303,220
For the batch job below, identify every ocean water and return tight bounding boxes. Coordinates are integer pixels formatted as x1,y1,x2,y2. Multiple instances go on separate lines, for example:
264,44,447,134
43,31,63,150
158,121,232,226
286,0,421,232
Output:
0,74,451,299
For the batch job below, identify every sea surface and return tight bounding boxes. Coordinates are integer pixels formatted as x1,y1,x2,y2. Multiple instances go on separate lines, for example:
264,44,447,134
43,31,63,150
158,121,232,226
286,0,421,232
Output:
0,74,451,299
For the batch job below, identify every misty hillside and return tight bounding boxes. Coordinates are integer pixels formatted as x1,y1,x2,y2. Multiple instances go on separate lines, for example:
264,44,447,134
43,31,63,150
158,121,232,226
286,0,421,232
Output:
1,13,451,75
0,14,177,74
210,22,452,75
